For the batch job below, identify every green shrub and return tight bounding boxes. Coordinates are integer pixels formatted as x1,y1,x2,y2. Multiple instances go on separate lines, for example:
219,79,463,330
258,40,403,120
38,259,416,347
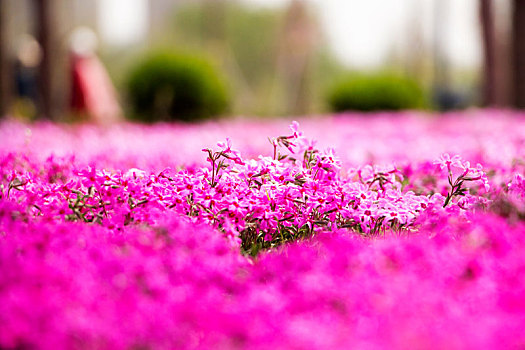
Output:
326,73,426,112
126,51,230,122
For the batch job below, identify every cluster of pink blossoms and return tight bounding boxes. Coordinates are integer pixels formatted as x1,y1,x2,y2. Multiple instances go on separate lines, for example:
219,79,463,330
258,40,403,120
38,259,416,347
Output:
0,111,524,349
1,121,499,251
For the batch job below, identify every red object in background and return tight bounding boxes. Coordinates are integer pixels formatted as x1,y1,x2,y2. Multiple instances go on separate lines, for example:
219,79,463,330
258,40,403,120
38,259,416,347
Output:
71,53,121,123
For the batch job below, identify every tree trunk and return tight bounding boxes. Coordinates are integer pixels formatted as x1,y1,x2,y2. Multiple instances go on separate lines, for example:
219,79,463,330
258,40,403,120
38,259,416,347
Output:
480,0,497,106
35,0,67,120
35,0,52,119
433,0,449,89
280,0,316,115
0,0,12,117
512,0,525,108
202,0,226,44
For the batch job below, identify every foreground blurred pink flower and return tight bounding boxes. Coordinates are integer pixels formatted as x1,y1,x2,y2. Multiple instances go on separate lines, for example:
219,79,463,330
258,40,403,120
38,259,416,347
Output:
0,110,524,349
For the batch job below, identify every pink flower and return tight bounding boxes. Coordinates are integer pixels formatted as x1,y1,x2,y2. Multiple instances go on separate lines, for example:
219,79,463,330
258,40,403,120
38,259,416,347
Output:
434,153,462,173
289,121,302,138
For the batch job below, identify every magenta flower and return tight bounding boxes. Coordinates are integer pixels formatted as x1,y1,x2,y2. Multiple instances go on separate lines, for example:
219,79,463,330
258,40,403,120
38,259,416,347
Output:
1,110,524,349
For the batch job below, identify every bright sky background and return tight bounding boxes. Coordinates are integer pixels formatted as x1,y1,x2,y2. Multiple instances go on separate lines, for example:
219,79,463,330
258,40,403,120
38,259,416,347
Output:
241,0,482,69
97,0,149,47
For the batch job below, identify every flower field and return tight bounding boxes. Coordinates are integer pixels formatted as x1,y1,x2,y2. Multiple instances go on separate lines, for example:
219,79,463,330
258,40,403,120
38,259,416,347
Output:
1,110,524,349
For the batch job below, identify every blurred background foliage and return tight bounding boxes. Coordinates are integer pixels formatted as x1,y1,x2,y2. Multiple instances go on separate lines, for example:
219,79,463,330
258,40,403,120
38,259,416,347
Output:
126,50,230,122
125,0,425,119
158,0,348,117
170,1,288,116
327,73,427,112
1,0,522,121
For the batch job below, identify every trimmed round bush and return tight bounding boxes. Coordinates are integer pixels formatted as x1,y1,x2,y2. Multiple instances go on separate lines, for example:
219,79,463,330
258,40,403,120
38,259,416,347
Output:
326,73,426,112
126,51,229,122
